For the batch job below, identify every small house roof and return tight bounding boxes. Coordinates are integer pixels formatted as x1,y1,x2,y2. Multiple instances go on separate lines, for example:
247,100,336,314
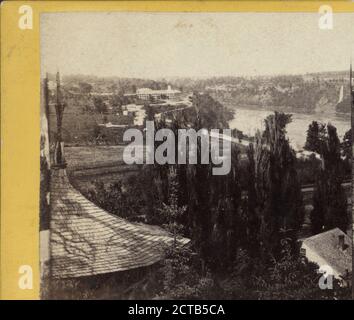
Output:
301,228,352,277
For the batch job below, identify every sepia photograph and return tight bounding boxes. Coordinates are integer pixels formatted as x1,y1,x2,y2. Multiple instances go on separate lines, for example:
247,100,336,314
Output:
39,11,353,300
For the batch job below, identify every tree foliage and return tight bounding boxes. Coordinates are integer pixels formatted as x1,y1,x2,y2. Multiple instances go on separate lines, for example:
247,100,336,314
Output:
311,123,348,233
93,97,108,114
304,120,326,153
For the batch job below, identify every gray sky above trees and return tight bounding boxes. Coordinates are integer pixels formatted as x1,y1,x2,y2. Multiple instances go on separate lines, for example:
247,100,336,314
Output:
41,12,354,78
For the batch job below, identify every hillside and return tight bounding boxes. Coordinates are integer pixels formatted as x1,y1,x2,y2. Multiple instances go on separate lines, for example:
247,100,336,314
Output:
336,96,351,113
45,70,351,145
53,71,351,114
199,73,350,114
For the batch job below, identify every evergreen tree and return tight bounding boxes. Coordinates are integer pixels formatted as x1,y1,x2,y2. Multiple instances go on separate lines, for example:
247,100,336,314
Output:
322,124,341,173
244,142,262,256
325,175,348,232
266,112,303,253
228,145,243,260
310,170,327,234
159,167,187,245
341,129,352,161
192,150,213,270
246,112,304,258
304,121,327,154
304,121,320,153
311,123,348,233
93,96,107,114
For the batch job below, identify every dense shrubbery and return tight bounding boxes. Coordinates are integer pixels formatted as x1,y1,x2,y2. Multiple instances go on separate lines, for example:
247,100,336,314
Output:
304,122,350,234
153,239,350,300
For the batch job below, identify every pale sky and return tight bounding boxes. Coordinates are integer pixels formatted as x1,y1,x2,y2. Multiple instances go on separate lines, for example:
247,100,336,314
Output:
41,12,354,78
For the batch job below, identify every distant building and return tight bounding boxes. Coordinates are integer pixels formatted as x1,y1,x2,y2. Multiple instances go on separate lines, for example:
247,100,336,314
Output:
123,104,144,112
299,228,352,286
121,104,146,126
98,122,128,128
295,150,321,161
90,92,114,96
125,85,181,100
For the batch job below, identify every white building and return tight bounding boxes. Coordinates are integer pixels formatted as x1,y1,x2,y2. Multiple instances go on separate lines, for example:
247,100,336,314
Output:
123,104,144,112
121,104,146,126
135,85,181,100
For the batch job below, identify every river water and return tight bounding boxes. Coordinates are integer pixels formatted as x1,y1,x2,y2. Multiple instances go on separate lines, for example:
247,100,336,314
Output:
229,108,350,150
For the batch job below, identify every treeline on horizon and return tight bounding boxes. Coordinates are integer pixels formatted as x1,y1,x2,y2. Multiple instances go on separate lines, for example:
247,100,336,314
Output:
45,70,351,114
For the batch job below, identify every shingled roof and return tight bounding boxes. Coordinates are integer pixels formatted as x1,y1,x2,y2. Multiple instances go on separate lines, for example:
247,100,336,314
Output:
50,168,189,279
301,228,352,278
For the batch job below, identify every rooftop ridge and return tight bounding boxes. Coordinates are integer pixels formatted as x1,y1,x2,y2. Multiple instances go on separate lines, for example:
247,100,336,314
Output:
302,228,347,242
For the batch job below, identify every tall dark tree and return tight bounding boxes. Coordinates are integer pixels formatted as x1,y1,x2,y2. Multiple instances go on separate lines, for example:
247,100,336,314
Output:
304,121,326,154
244,140,262,256
311,123,348,233
228,145,243,257
189,162,212,271
325,175,348,232
266,113,303,249
246,112,304,258
322,124,341,172
310,171,327,234
158,167,187,245
341,128,352,161
93,97,107,114
144,104,156,123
